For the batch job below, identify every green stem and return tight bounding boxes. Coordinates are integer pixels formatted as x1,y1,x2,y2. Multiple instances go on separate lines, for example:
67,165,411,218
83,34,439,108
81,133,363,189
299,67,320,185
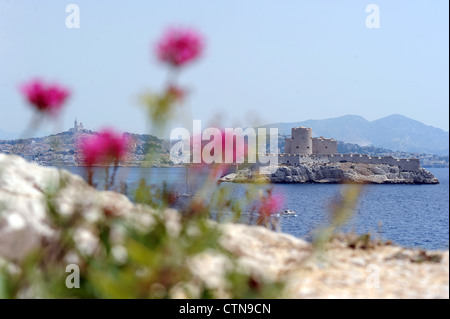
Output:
104,166,110,190
87,167,93,186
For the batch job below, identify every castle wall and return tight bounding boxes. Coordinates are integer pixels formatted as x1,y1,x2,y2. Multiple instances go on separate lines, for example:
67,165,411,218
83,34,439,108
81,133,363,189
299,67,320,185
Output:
275,125,420,171
277,154,330,166
312,137,337,154
290,127,312,155
327,154,421,171
276,153,421,171
285,138,292,154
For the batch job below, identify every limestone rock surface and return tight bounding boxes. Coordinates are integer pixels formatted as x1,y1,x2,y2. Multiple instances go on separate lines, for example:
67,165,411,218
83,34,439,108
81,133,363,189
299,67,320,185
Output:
222,163,439,184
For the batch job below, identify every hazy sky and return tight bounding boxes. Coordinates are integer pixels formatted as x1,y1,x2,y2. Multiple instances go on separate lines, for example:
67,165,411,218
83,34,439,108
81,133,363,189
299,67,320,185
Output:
0,0,448,137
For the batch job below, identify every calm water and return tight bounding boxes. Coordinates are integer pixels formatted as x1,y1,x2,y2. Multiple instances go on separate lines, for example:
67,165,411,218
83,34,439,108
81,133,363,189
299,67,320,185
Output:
66,166,449,250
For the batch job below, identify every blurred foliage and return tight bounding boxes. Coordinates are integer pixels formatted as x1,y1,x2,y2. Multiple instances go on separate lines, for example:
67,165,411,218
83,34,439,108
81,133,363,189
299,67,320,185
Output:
141,86,184,132
0,73,366,299
0,171,367,299
410,250,442,264
0,27,369,299
0,176,285,299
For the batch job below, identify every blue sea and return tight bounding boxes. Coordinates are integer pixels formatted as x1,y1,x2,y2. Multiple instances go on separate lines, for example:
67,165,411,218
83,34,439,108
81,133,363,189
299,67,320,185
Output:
66,166,449,250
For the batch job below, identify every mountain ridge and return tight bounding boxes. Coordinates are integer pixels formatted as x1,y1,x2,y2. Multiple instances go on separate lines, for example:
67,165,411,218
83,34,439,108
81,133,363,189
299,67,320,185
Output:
261,114,449,155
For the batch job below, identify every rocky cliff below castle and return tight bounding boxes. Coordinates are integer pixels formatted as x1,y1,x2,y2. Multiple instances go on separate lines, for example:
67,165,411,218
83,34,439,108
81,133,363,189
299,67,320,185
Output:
220,162,439,184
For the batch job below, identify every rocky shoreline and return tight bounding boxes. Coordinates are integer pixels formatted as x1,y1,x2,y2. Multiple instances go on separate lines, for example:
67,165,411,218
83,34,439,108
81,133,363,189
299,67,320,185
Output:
220,162,439,184
0,154,447,298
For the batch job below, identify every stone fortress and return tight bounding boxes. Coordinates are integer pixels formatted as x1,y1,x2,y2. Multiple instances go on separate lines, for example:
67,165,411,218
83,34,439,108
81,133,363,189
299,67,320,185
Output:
284,127,337,155
272,126,421,172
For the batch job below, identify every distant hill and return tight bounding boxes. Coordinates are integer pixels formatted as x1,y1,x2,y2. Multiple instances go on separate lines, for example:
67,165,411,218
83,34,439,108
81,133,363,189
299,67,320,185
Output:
262,115,449,155
0,130,169,166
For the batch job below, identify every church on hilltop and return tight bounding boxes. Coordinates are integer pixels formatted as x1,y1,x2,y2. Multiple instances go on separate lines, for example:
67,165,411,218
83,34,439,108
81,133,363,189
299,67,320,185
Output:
69,118,89,133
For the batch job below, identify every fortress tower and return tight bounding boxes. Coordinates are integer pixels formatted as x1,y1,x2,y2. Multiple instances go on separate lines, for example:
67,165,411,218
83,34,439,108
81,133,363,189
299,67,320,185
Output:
290,127,312,155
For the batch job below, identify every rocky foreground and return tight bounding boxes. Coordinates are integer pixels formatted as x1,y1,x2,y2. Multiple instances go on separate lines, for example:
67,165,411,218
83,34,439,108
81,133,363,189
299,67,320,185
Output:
220,162,439,184
0,154,447,298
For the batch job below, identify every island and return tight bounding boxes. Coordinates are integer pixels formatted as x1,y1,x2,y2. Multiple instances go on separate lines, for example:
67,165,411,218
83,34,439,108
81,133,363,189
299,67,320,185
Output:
220,127,439,184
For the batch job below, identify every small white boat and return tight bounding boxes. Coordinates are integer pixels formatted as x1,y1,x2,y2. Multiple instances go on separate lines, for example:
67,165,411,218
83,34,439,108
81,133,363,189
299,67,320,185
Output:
278,209,297,217
177,193,193,198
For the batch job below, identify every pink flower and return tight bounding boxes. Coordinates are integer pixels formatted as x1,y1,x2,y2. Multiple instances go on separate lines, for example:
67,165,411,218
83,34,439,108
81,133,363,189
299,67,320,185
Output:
156,27,204,67
20,79,70,115
79,128,129,166
259,193,283,216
